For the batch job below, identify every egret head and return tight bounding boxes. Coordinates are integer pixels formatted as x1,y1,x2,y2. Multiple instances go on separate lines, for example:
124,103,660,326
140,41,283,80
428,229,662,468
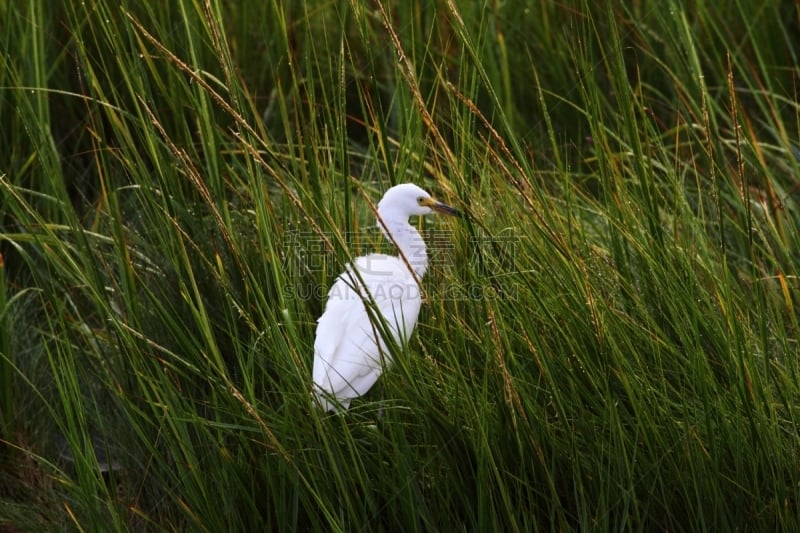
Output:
377,183,460,220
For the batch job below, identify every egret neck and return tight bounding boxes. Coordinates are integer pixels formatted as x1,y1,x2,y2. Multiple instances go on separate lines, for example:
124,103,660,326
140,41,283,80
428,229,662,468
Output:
379,214,428,278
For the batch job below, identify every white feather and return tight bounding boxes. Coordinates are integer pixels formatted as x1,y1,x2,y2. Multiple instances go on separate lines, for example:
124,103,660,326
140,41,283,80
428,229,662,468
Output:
312,255,422,411
311,183,457,411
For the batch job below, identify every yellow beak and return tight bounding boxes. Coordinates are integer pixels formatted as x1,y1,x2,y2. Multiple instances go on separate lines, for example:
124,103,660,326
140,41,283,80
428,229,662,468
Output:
421,197,461,217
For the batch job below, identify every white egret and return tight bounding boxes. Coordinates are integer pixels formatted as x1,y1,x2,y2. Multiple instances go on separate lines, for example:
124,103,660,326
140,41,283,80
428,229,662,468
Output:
312,183,459,411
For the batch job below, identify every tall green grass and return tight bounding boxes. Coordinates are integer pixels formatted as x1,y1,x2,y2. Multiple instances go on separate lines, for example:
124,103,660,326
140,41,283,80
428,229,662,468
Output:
2,0,800,530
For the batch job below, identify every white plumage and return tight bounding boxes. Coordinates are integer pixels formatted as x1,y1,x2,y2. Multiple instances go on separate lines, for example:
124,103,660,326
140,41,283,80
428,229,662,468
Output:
312,183,458,411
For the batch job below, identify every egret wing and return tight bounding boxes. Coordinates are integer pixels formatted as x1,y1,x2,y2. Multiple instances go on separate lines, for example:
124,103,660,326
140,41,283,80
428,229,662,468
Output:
312,255,422,410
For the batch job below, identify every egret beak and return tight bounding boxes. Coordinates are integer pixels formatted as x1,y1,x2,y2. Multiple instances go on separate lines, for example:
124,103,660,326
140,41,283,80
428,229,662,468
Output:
422,197,462,217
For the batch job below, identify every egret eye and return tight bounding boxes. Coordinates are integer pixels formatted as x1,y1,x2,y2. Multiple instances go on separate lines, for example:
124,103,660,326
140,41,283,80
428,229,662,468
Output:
417,196,425,205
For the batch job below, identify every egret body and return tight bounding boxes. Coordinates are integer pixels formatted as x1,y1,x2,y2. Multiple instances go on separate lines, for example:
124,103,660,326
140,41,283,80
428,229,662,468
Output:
312,183,458,411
